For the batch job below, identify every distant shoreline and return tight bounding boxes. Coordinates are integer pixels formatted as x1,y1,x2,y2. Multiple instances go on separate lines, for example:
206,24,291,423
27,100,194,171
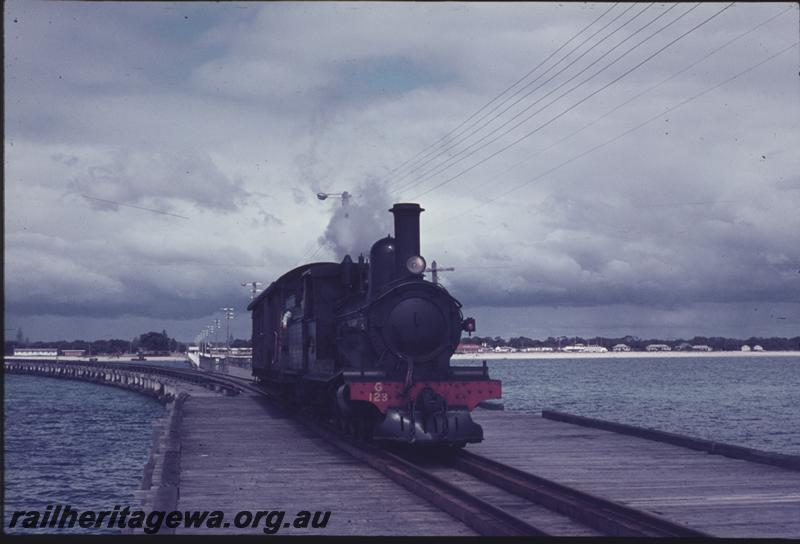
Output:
6,351,798,365
452,350,800,360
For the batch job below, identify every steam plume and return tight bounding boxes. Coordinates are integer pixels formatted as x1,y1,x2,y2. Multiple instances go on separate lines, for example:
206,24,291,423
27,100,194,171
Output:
319,177,393,259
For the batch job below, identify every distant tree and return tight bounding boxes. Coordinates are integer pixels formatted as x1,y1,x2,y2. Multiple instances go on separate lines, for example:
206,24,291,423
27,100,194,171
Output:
138,331,171,353
109,339,130,354
64,340,91,352
5,341,18,355
91,339,111,355
508,336,536,348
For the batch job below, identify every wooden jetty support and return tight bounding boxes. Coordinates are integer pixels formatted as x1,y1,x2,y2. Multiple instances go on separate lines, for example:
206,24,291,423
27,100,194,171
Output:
4,359,236,400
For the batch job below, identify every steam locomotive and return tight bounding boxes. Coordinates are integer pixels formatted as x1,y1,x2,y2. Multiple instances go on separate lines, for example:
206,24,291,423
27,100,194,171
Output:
247,203,500,446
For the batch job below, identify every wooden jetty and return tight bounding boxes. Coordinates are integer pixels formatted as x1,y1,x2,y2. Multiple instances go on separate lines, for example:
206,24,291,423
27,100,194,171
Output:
168,390,800,536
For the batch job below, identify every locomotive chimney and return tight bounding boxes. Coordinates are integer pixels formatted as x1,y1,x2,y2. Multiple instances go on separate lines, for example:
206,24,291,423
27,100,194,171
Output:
390,203,425,279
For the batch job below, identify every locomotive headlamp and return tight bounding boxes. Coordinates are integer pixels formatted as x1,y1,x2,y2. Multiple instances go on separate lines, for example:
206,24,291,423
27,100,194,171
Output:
406,255,426,275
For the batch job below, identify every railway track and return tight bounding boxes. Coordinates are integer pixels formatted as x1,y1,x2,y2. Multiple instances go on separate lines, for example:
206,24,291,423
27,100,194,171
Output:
416,448,708,537
150,365,709,537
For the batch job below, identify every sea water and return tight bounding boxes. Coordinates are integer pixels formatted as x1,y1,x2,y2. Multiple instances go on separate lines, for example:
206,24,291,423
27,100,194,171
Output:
462,355,800,454
4,374,165,533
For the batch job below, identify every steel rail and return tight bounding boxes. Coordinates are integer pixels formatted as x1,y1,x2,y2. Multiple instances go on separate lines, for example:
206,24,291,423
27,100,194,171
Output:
451,449,709,537
304,418,548,536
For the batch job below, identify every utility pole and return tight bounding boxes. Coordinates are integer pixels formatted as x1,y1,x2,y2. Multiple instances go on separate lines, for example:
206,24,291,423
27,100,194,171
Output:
425,260,455,285
206,324,216,352
220,307,234,353
317,191,350,206
241,281,264,300
317,190,351,217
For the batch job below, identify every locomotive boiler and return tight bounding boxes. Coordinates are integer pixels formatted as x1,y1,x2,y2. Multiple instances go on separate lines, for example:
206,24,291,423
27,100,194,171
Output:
247,203,500,446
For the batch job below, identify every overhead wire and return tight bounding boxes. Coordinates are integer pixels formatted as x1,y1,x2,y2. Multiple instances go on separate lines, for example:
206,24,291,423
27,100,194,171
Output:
439,5,794,206
429,40,798,229
380,3,621,184
80,194,190,220
291,4,790,271
387,3,636,187
407,2,733,200
293,238,328,268
391,3,654,191
294,4,681,267
398,3,691,196
400,2,704,197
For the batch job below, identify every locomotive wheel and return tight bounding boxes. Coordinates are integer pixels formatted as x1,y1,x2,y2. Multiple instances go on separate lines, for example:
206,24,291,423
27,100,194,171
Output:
352,404,376,442
355,414,369,442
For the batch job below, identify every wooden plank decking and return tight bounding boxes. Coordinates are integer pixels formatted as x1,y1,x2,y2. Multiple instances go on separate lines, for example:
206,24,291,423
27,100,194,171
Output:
174,392,475,535
170,384,799,537
470,410,800,538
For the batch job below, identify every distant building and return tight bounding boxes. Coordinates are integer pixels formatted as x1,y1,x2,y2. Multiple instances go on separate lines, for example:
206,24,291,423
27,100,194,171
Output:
561,344,607,353
646,344,672,352
753,345,765,351
612,344,631,352
62,349,86,357
13,348,58,357
456,344,481,354
521,347,554,352
691,345,712,352
583,345,608,353
493,346,515,353
740,345,751,352
675,342,693,351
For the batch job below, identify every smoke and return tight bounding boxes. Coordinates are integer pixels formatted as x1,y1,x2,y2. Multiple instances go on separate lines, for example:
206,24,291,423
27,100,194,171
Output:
319,177,394,259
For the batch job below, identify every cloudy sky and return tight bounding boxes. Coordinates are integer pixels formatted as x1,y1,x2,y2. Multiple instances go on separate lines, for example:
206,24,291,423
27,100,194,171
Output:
4,1,799,343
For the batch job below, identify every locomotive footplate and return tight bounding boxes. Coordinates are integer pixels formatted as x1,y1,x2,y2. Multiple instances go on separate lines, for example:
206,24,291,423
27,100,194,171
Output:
348,380,500,444
348,379,502,413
